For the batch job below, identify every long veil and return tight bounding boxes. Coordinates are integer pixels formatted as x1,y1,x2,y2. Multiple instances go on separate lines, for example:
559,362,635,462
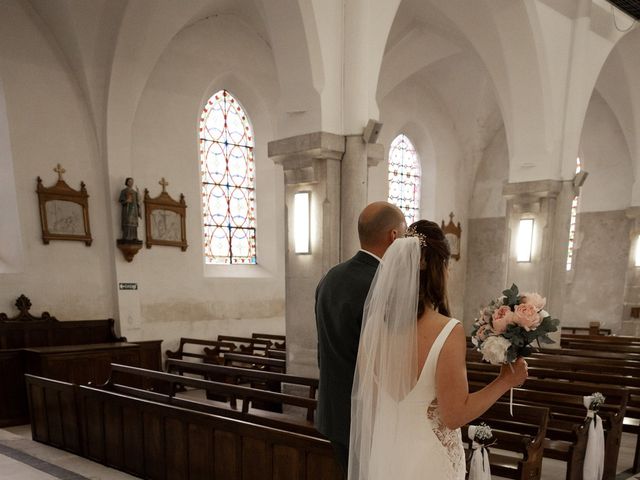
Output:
348,237,421,480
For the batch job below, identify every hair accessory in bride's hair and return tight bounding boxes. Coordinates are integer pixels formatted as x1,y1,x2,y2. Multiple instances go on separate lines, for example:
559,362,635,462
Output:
404,227,428,247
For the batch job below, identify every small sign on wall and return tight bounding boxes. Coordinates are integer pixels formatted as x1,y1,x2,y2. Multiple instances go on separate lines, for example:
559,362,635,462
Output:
118,283,138,290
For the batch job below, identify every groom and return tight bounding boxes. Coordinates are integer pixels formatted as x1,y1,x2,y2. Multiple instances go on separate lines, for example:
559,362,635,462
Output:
315,201,406,473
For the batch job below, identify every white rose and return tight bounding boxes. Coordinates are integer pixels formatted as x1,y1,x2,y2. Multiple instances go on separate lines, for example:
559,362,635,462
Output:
480,335,512,365
522,292,546,312
539,310,549,319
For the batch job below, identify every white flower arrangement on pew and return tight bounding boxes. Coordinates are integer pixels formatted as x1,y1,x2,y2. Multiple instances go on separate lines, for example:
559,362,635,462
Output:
467,423,495,480
471,284,560,364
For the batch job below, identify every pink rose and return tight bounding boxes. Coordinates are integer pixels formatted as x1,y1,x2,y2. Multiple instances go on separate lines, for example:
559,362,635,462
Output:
492,306,515,333
521,292,546,312
514,303,541,331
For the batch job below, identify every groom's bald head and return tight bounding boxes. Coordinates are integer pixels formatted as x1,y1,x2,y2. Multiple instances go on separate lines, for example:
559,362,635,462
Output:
358,202,406,256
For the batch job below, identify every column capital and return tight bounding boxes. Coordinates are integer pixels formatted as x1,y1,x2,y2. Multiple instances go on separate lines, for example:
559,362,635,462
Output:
268,131,345,163
268,132,345,185
502,179,564,200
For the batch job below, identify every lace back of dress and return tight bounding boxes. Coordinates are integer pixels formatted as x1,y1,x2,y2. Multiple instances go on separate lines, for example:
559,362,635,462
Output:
425,319,464,477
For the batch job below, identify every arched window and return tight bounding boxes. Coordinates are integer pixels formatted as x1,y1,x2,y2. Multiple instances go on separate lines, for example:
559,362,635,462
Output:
199,89,256,264
388,134,421,225
566,157,582,271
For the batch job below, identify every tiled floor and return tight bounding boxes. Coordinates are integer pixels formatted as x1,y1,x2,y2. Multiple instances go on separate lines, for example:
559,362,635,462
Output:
0,425,135,480
1,423,639,479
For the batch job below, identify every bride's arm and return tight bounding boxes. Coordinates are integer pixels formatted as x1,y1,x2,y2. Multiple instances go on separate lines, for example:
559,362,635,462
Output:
435,324,527,430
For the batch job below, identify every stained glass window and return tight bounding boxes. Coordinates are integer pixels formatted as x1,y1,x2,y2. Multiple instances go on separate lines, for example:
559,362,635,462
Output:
566,157,582,271
388,134,421,225
200,89,256,264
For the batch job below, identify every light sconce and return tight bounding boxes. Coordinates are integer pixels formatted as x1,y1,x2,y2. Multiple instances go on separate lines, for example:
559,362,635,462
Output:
294,191,311,254
516,218,534,263
635,235,640,267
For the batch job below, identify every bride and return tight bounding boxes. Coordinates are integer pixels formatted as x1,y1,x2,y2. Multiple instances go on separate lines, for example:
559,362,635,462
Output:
348,220,528,479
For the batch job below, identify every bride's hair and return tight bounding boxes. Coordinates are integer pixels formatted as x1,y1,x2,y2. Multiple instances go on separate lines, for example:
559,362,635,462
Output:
409,220,451,318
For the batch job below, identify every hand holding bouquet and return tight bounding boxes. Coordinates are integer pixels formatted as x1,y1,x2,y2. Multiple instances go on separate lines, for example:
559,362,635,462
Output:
471,284,559,364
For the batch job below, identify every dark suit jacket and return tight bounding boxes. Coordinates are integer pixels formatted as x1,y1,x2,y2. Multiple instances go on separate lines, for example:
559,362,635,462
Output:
315,250,379,447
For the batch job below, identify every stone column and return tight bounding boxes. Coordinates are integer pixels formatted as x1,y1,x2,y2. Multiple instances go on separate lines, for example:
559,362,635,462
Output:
622,207,640,335
503,179,575,345
341,136,384,259
268,132,345,377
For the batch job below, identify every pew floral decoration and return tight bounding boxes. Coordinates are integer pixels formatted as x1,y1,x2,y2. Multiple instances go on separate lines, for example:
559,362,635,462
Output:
586,392,605,413
583,392,606,480
471,284,560,364
468,423,494,480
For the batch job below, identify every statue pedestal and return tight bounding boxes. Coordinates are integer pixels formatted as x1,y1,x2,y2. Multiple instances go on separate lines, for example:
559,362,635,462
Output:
116,239,143,262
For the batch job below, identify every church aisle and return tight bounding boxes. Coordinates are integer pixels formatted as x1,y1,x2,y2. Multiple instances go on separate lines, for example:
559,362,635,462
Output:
0,425,135,480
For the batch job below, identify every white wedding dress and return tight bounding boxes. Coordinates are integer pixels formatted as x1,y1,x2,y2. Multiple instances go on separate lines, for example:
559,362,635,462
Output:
349,238,466,480
368,318,465,480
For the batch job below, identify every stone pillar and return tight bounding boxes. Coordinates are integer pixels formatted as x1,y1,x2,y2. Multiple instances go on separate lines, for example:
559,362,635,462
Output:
622,207,640,335
341,136,384,259
503,180,575,345
268,132,345,377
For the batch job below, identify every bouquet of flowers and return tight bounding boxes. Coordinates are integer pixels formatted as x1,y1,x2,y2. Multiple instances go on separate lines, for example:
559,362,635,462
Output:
471,284,560,365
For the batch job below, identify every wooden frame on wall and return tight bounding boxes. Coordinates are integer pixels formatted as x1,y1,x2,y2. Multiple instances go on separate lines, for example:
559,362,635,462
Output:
441,212,461,261
36,164,92,246
144,178,188,251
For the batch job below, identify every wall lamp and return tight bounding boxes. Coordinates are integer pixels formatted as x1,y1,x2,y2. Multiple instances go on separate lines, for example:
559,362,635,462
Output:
516,218,534,263
294,191,311,254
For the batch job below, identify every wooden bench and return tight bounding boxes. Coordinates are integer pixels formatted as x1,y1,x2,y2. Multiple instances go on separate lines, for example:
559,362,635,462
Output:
561,333,639,345
165,337,237,363
252,333,286,350
470,355,640,473
461,402,548,480
562,326,611,335
467,369,628,480
166,359,314,413
109,364,318,426
0,294,161,427
26,373,342,480
221,352,287,373
217,335,274,355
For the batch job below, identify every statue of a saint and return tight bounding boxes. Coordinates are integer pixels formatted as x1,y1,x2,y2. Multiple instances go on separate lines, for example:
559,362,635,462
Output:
118,177,141,242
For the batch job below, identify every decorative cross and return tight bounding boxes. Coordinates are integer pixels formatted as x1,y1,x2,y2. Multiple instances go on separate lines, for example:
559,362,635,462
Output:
53,163,66,181
449,212,455,222
159,177,169,193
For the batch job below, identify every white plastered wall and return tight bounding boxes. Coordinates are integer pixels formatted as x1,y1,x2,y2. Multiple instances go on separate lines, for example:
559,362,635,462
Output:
0,1,115,318
128,15,286,348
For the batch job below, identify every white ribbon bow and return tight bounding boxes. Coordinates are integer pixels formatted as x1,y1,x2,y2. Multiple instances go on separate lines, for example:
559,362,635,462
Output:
468,426,492,480
582,396,605,480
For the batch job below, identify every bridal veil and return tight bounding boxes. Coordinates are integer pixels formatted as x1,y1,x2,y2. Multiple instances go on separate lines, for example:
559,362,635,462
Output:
348,237,421,480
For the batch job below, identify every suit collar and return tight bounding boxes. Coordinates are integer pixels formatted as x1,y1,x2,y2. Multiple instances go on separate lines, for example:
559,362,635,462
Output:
353,250,380,268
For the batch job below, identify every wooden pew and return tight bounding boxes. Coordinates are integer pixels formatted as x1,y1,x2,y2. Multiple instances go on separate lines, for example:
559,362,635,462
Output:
217,335,274,355
266,349,287,360
116,365,550,479
467,370,628,480
165,338,237,363
0,294,161,427
562,326,611,335
561,333,640,345
461,402,549,480
252,333,286,350
109,364,318,428
166,359,317,399
558,341,640,355
221,352,287,374
469,359,640,473
26,373,342,480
